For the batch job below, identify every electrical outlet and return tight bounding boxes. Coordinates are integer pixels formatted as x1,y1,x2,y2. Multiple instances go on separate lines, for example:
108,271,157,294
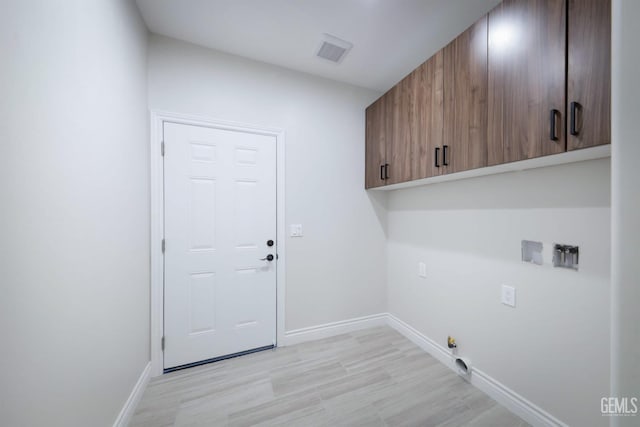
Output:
290,224,303,237
418,262,427,278
501,285,516,307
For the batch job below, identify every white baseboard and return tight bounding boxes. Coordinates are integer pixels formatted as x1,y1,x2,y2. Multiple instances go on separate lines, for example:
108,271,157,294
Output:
470,367,568,427
386,314,454,368
113,362,151,427
386,313,568,427
282,313,388,346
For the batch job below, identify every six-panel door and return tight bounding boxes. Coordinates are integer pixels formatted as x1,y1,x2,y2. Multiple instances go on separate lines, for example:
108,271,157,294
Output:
163,122,277,369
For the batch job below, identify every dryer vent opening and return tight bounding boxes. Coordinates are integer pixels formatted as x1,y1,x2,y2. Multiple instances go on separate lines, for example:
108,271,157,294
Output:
455,357,471,377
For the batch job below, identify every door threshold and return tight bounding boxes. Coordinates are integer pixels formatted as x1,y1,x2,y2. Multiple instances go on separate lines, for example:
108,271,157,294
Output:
163,344,275,374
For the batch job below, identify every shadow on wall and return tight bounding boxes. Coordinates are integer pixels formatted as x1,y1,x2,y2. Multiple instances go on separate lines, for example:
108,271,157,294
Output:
387,158,611,212
384,158,611,266
366,189,389,238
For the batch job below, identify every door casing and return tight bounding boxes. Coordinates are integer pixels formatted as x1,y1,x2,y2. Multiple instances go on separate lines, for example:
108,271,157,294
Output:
149,110,286,377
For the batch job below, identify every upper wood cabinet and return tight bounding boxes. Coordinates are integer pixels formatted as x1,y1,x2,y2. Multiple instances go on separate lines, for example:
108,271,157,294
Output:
365,95,387,189
567,0,611,150
407,51,444,181
365,51,444,188
443,15,488,174
365,0,611,189
487,0,567,165
386,81,411,185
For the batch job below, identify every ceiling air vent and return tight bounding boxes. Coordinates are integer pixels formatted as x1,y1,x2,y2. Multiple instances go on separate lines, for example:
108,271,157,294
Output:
316,34,353,64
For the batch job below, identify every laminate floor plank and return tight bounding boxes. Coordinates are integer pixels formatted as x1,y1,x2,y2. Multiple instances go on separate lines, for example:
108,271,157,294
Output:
227,393,324,427
130,326,530,427
270,359,347,397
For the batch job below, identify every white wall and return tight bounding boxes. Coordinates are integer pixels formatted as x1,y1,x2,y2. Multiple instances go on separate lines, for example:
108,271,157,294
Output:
148,35,387,331
611,1,640,426
387,159,611,427
0,1,150,426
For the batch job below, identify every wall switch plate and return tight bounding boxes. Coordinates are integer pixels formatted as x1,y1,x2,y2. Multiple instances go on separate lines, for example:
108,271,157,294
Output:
290,224,303,237
501,285,516,307
418,262,427,278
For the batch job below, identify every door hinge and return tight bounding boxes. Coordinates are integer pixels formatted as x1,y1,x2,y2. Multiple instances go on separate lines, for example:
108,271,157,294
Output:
161,336,165,351
161,141,165,156
162,239,165,253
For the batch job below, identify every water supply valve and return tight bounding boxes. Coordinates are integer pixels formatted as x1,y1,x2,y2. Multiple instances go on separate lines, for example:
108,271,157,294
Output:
447,336,457,349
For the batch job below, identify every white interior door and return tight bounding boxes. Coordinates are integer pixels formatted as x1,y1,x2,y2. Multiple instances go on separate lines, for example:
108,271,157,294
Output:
163,122,277,370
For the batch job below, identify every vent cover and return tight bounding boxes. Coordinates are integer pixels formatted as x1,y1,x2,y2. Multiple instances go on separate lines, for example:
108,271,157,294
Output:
316,34,353,63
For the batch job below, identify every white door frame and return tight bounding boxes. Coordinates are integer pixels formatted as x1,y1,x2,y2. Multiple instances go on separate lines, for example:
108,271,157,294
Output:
149,110,286,377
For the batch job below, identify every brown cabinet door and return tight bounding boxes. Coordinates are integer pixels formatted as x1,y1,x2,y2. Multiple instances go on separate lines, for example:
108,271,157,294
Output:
385,51,445,184
567,0,611,150
365,96,387,189
384,51,444,185
488,0,567,165
386,82,412,185
412,50,445,180
443,16,488,174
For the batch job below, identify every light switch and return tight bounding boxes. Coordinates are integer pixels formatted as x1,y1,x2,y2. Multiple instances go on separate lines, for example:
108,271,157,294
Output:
501,285,516,307
290,224,303,237
418,262,427,278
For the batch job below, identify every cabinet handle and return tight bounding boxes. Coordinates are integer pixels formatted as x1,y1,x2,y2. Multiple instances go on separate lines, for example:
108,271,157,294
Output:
434,147,440,168
380,164,385,181
549,109,559,141
443,145,449,166
570,102,580,136
384,163,389,180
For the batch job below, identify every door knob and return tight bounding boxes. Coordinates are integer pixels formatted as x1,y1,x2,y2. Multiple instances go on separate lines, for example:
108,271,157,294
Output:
260,254,274,261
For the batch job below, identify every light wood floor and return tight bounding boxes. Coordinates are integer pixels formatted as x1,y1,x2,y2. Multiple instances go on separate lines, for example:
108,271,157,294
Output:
131,326,530,426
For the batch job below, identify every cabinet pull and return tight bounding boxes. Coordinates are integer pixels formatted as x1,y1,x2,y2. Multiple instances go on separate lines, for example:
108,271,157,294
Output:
434,147,440,168
549,109,559,141
380,164,385,181
443,145,449,166
570,102,580,136
384,163,389,180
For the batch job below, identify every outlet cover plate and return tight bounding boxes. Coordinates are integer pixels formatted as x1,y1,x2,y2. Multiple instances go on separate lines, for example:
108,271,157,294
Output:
418,262,427,278
501,285,516,307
